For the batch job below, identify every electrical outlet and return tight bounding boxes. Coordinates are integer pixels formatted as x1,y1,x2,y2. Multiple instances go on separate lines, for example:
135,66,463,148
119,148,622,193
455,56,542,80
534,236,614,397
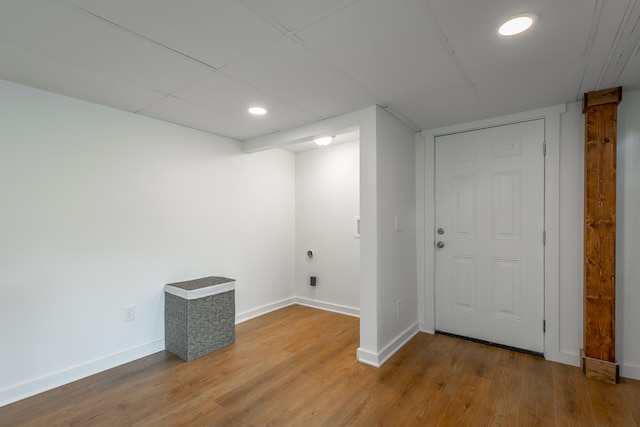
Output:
124,305,135,322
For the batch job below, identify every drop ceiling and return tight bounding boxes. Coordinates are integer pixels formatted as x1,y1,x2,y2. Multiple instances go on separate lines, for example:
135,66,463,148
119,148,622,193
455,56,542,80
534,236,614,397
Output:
1,0,639,142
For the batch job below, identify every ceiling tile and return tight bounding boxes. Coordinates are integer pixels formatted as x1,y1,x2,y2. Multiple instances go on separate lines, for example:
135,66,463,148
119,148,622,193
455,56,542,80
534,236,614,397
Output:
140,96,274,140
427,0,595,85
1,0,639,140
475,59,586,118
239,0,350,31
0,1,213,94
393,85,486,130
70,0,284,69
145,74,323,140
0,41,167,113
222,38,380,118
297,0,469,107
172,72,322,132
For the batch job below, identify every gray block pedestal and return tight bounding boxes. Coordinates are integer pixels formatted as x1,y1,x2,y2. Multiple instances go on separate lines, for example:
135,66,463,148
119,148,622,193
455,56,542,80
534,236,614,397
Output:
164,276,235,361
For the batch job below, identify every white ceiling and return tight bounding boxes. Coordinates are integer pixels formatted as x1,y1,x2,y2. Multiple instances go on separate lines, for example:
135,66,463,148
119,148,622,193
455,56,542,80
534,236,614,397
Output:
1,0,639,142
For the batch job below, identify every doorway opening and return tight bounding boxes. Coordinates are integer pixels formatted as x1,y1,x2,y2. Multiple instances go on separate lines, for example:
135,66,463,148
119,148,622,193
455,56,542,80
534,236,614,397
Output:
433,120,545,354
286,129,361,316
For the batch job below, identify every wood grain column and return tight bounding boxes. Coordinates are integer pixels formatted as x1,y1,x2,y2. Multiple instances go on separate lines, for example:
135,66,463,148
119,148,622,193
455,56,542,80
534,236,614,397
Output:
581,86,622,384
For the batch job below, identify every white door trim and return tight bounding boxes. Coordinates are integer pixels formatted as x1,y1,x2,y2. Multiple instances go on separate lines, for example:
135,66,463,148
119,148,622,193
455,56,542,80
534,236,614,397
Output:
416,104,579,366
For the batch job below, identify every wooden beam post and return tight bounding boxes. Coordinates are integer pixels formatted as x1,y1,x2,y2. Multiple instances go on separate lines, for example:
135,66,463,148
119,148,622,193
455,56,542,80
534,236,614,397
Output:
581,87,622,384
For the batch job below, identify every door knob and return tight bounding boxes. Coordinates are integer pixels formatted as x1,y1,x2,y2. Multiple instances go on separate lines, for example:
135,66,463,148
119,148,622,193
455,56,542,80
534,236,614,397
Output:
436,241,445,249
437,228,445,235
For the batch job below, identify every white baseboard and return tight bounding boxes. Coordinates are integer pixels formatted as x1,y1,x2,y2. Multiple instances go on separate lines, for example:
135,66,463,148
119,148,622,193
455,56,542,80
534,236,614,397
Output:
378,323,420,366
356,347,381,367
293,297,360,318
2,299,347,408
419,321,435,334
546,349,581,367
0,339,164,408
620,362,640,380
2,303,429,408
235,297,296,324
357,323,420,368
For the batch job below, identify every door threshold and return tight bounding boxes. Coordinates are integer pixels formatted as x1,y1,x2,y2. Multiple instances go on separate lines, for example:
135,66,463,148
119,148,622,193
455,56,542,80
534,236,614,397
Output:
435,330,544,358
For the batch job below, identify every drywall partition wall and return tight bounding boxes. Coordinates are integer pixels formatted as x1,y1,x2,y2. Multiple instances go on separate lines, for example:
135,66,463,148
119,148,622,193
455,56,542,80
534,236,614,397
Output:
358,108,380,364
370,106,418,365
242,107,378,347
295,141,360,315
242,105,418,367
243,106,380,357
0,79,295,406
617,89,640,379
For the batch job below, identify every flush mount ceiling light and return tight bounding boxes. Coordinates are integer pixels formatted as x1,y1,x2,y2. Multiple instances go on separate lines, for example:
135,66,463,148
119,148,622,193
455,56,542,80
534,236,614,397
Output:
498,13,537,36
247,106,267,115
314,136,334,147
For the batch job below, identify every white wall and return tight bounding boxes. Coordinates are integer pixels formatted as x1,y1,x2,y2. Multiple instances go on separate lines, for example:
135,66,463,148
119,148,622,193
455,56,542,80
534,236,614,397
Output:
295,141,360,314
617,89,640,379
0,79,295,405
555,90,640,379
358,106,418,366
418,89,640,380
241,105,419,367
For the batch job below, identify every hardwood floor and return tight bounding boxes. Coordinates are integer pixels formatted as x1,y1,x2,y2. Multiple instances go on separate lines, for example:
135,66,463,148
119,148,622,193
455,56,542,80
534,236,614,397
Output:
2,305,639,426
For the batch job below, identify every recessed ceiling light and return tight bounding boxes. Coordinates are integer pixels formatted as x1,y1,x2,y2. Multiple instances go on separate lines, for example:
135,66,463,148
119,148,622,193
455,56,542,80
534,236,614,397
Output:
314,136,334,147
498,13,537,36
247,106,267,115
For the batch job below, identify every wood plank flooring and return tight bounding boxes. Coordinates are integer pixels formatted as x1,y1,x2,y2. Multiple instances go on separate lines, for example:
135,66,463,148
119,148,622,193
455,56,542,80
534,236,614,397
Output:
2,305,639,426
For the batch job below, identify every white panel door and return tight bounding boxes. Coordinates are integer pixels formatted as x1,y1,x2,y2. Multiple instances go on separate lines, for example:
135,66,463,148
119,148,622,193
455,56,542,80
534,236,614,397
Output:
435,120,545,353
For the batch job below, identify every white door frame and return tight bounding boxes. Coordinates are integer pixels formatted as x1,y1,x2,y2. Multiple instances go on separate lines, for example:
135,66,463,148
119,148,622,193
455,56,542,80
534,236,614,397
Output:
416,104,578,366
434,120,545,353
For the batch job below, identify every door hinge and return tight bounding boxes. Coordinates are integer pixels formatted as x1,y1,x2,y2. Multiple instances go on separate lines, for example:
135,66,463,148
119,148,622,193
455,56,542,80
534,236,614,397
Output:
543,230,546,245
543,320,546,333
543,141,547,156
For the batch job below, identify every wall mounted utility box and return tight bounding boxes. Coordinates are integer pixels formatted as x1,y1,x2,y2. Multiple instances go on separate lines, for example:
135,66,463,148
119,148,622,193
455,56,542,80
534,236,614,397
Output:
164,276,235,362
